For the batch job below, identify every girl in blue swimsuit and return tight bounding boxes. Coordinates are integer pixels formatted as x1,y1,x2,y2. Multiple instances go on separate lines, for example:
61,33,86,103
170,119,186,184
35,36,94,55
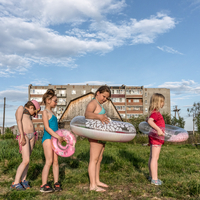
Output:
40,89,64,193
85,86,111,192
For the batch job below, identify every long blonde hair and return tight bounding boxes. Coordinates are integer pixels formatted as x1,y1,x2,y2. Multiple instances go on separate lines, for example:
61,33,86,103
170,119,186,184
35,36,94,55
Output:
148,93,165,116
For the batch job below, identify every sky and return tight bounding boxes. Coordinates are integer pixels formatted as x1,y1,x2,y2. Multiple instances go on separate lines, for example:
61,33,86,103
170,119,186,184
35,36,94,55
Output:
0,0,200,131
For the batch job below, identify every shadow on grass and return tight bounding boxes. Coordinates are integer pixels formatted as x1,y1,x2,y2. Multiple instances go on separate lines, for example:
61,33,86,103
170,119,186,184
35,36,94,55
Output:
27,163,44,181
76,150,115,164
119,149,146,172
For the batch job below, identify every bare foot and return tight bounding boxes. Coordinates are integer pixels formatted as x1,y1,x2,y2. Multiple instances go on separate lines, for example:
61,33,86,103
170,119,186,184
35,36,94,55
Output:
97,182,109,188
90,186,106,192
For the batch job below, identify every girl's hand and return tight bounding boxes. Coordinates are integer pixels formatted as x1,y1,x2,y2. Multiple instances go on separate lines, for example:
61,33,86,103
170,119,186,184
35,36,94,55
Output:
58,136,64,144
20,136,26,146
99,114,110,124
157,129,164,136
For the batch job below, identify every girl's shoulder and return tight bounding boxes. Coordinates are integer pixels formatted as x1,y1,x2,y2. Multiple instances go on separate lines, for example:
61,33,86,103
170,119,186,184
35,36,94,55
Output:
18,105,24,110
88,99,97,106
15,105,24,117
16,105,24,113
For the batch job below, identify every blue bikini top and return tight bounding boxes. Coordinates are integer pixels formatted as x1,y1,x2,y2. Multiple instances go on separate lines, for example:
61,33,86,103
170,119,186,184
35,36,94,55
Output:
93,98,106,115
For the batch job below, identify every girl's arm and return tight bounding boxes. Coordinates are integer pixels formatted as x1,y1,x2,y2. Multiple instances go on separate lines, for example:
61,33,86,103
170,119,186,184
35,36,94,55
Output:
42,110,64,143
148,118,164,136
85,101,109,123
15,106,26,146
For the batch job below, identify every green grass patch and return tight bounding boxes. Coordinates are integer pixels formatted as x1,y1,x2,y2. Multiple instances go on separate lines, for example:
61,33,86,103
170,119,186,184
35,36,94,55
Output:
0,139,200,199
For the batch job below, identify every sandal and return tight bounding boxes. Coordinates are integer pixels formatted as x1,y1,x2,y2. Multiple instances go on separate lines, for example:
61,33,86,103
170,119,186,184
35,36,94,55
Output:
10,182,25,191
21,180,30,189
54,182,62,192
40,183,54,193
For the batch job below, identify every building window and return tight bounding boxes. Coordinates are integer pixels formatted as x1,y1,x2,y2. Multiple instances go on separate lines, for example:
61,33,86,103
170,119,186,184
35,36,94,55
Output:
91,88,97,93
57,90,66,97
120,89,124,94
52,107,57,112
111,98,125,102
38,114,42,119
145,100,147,104
57,98,66,105
133,99,139,102
116,106,125,110
128,99,131,103
120,114,125,118
30,89,35,94
30,89,46,94
145,93,147,97
72,90,76,94
40,125,44,128
145,108,148,112
134,106,140,110
82,90,86,95
41,105,45,111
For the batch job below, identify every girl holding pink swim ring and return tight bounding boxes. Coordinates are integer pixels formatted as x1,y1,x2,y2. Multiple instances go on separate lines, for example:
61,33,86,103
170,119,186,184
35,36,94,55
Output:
40,89,64,193
85,85,111,192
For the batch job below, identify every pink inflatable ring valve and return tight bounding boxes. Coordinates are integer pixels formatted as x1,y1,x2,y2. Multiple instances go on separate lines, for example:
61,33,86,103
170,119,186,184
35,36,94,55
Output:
51,129,76,157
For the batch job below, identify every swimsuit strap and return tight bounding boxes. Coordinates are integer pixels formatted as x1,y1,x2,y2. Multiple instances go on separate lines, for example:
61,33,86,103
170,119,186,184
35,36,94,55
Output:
23,108,31,116
45,108,55,116
93,98,103,108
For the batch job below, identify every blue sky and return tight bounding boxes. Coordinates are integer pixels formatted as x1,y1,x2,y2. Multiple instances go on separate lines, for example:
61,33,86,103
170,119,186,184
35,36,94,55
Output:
0,0,200,130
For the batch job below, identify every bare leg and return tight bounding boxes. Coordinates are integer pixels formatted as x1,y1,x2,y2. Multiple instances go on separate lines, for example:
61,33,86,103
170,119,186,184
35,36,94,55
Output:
14,136,30,184
150,145,161,180
52,151,59,183
96,145,108,188
88,139,105,192
148,146,152,178
41,139,53,186
21,136,35,181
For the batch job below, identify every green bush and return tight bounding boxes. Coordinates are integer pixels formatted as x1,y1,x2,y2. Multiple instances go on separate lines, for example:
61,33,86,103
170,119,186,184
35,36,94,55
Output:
0,128,15,139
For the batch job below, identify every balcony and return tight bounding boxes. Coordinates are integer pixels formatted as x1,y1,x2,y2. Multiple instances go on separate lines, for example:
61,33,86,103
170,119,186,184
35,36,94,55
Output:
57,102,66,106
126,95,143,98
57,93,66,97
111,94,125,98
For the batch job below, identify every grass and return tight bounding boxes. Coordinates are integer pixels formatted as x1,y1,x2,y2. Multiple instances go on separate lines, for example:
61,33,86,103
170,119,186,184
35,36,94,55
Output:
0,138,200,199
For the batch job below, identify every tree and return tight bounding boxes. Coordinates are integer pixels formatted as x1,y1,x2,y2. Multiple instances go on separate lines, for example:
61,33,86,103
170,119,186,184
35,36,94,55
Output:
128,115,147,134
171,116,185,128
162,112,172,125
187,102,200,134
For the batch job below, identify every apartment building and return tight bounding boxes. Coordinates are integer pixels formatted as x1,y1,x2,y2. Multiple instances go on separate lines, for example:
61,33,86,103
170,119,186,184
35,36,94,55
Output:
28,84,170,130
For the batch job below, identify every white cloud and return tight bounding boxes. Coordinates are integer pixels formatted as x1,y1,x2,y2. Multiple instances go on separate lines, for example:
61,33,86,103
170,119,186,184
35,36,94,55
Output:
0,90,28,102
0,0,176,76
31,79,50,86
157,46,183,55
144,83,156,88
183,105,193,107
68,81,111,85
0,0,126,25
158,79,200,95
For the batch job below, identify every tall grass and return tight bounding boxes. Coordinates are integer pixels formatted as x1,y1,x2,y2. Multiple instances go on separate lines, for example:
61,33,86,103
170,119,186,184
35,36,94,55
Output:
0,138,200,199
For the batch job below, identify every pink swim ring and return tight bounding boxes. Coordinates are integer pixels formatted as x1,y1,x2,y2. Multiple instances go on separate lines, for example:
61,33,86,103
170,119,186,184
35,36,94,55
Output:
51,129,76,157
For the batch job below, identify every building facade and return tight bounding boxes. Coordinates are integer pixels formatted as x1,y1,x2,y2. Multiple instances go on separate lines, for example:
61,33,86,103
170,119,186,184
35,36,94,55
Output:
28,84,170,130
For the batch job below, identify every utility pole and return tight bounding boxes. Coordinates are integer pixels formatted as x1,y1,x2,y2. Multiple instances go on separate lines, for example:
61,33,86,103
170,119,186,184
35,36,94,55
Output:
173,105,180,119
193,112,195,135
2,97,6,135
